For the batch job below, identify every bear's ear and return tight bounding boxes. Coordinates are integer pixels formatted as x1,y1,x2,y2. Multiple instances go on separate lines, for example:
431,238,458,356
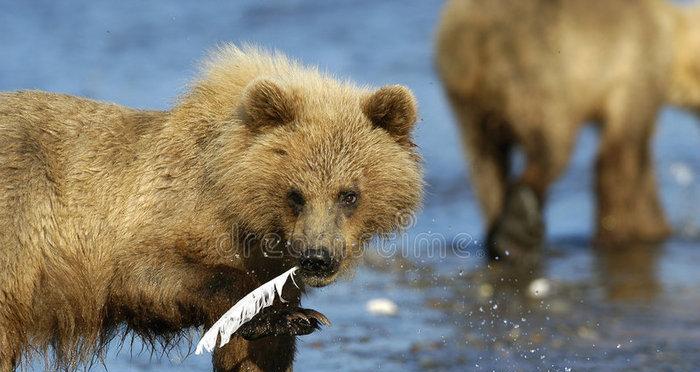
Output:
362,85,418,144
240,78,298,130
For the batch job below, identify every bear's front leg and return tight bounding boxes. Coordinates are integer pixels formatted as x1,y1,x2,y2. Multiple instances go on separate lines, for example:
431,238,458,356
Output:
238,306,330,340
192,265,328,371
212,333,295,372
211,306,329,372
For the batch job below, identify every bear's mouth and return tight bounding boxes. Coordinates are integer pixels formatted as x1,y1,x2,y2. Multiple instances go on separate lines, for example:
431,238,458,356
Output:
300,272,339,287
299,265,340,288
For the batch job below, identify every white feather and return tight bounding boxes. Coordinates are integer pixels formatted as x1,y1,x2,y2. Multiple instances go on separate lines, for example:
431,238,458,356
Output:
195,266,300,355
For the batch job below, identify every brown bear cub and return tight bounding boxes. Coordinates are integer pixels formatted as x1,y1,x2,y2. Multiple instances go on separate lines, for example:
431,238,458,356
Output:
436,0,700,261
0,46,423,371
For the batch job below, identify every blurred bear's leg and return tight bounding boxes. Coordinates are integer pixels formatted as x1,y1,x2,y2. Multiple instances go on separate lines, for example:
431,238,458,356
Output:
636,135,672,241
488,110,578,262
596,112,671,243
486,184,544,261
448,92,512,228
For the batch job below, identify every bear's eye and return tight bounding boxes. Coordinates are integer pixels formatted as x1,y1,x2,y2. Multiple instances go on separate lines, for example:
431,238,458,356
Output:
287,189,305,215
339,190,359,209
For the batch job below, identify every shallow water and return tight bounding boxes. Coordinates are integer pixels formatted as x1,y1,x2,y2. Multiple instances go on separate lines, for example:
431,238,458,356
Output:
2,0,700,370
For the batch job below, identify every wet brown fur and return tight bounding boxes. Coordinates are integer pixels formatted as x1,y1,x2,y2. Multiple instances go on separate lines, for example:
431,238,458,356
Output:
0,45,423,371
436,0,700,243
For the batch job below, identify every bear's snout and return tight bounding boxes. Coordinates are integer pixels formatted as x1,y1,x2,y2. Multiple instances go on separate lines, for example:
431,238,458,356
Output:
299,248,340,282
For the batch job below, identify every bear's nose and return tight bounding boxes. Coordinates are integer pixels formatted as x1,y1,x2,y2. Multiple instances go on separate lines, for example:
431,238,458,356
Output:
299,248,339,276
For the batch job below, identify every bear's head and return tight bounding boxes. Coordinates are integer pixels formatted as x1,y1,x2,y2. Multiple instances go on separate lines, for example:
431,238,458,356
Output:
216,75,423,287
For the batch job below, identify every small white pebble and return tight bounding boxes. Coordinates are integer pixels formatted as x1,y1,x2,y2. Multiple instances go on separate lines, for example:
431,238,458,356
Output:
527,278,551,298
670,162,694,187
366,298,398,316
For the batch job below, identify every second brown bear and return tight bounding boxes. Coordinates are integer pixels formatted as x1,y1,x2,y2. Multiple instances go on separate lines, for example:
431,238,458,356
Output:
436,0,700,260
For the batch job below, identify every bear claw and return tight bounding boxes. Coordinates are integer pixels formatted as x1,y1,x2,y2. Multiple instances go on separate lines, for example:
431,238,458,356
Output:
238,307,330,341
